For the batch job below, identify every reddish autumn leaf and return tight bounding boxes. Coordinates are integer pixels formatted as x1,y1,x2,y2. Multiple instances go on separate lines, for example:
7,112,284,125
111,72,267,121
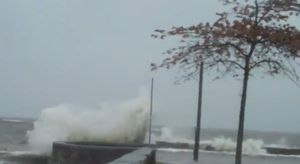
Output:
151,0,300,81
151,1,300,164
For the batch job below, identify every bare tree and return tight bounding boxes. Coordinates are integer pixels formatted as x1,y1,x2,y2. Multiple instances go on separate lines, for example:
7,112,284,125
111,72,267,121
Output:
151,0,300,163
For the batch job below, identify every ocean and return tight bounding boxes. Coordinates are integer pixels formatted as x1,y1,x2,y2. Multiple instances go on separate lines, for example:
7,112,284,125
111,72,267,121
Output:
1,117,300,164
154,126,300,164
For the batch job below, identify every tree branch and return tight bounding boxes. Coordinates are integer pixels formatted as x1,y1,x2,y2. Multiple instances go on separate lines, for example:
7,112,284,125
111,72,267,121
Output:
221,42,247,57
250,59,273,70
215,59,245,70
254,0,259,25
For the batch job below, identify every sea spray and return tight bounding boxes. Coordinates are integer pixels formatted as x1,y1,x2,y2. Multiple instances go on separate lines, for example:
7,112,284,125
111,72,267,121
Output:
154,127,267,155
209,137,236,152
27,95,149,154
209,137,266,154
154,127,193,144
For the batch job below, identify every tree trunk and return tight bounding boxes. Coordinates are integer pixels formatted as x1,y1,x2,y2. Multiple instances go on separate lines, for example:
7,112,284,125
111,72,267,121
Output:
235,58,250,164
193,61,204,161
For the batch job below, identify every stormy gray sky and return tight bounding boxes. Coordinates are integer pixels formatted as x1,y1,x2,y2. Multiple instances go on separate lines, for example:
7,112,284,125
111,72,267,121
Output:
0,0,299,133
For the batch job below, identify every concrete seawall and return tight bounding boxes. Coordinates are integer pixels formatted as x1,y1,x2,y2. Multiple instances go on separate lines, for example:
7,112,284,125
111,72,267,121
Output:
264,146,300,155
51,142,156,164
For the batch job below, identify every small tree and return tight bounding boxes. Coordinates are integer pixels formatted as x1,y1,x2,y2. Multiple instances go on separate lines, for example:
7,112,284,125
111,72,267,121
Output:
151,0,300,163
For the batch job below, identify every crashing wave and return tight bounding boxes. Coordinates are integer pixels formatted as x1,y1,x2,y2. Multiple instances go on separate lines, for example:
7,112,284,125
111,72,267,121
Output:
153,127,300,156
27,94,150,154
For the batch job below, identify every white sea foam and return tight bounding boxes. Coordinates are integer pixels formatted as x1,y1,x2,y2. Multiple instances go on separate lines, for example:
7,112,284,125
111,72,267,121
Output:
158,148,193,153
266,138,294,149
1,119,23,123
27,93,149,154
243,139,266,155
154,127,267,155
206,137,266,155
153,127,193,144
209,137,236,152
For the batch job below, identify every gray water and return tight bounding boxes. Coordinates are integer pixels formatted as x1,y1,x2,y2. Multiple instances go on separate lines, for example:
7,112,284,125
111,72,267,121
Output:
1,118,300,164
153,126,300,163
0,118,33,151
154,125,300,148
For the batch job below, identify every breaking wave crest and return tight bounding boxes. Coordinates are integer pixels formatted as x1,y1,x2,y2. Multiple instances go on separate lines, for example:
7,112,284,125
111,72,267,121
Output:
203,137,266,155
154,127,299,156
27,94,149,154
